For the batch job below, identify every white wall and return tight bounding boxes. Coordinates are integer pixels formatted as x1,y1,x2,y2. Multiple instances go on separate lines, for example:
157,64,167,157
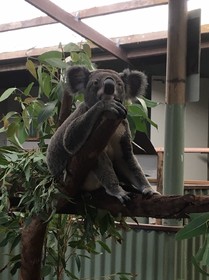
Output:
151,76,209,180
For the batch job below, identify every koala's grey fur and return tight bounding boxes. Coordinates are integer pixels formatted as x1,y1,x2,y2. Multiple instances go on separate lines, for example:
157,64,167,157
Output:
46,66,159,203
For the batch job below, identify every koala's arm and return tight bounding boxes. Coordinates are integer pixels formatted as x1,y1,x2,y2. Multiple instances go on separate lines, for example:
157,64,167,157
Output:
63,100,126,155
114,120,159,196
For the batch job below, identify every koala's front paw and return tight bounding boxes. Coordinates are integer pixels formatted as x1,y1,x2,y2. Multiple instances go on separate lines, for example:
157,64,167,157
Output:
103,100,127,120
142,186,161,199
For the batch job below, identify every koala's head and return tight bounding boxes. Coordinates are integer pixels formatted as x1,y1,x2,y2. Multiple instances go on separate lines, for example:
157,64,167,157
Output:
66,66,148,108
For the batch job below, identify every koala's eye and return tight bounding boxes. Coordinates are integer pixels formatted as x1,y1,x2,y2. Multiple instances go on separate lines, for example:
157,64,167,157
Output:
117,82,123,89
93,80,99,87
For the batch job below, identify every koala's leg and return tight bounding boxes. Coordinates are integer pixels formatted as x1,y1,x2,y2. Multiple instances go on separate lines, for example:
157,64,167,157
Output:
63,100,126,155
114,124,160,197
86,152,131,203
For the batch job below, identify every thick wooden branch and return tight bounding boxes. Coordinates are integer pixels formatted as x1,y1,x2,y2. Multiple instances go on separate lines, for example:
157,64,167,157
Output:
55,191,209,219
11,192,209,219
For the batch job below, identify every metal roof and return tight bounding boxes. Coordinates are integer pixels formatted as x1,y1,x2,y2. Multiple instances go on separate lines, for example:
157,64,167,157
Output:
0,0,209,69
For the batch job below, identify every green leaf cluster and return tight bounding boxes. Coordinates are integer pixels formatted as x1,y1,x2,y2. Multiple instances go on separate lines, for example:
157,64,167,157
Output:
127,96,158,138
0,211,22,275
176,213,209,276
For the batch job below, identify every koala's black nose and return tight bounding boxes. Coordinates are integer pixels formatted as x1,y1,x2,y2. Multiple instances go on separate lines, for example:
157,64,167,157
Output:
103,77,115,95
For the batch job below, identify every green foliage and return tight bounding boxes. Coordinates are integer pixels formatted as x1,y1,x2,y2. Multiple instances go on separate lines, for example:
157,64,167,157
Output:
0,41,158,279
127,96,158,138
176,213,209,276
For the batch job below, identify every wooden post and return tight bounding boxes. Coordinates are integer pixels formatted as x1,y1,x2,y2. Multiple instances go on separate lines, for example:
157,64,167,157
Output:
163,0,187,226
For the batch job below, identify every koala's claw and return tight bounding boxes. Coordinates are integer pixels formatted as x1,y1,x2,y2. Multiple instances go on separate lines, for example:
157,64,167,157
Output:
102,100,127,119
142,186,161,199
116,192,131,204
117,189,140,205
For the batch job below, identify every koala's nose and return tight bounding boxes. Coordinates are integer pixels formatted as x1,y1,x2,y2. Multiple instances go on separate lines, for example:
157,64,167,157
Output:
103,77,115,95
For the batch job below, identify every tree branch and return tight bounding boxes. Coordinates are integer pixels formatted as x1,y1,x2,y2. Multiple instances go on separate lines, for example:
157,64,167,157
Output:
20,216,47,280
55,191,209,219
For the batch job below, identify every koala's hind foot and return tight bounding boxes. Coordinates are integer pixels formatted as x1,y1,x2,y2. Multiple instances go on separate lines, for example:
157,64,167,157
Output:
105,184,132,204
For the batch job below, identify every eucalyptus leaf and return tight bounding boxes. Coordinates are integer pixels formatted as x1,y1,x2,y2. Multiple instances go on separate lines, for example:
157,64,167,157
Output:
41,72,52,97
10,234,21,252
0,88,17,102
128,104,147,118
26,59,37,80
176,213,209,240
192,256,209,277
24,164,31,182
0,126,6,133
195,244,207,262
71,52,80,62
23,82,34,96
75,255,81,272
136,97,148,116
41,265,52,277
17,122,28,144
10,261,21,276
37,100,57,124
64,42,81,53
9,133,24,149
97,240,111,253
42,58,67,69
140,96,159,108
22,108,30,130
38,51,62,62
83,43,92,58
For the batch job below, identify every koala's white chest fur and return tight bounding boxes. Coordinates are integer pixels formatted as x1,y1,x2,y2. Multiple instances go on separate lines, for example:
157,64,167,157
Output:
105,122,126,160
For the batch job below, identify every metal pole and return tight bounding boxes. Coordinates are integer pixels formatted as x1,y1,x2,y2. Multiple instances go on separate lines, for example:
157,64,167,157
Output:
163,0,187,226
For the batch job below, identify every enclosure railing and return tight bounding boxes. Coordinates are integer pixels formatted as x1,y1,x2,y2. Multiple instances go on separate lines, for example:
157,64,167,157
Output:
151,147,209,194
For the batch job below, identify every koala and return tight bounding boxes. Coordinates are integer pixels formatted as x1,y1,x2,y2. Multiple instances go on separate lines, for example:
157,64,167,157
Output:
46,66,159,203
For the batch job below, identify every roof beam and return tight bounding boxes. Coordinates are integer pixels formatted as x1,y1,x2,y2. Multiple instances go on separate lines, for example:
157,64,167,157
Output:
25,0,131,64
1,0,168,33
77,0,168,19
0,16,56,33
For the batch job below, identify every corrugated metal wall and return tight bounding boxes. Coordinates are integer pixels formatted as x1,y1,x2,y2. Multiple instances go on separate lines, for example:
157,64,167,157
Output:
0,242,19,280
1,227,208,280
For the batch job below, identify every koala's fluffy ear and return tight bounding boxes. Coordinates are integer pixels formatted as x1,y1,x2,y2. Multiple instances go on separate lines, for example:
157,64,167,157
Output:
66,66,90,94
120,69,148,99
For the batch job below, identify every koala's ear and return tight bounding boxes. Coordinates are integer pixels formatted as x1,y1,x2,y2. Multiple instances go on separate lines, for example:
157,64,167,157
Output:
120,69,148,98
66,66,90,93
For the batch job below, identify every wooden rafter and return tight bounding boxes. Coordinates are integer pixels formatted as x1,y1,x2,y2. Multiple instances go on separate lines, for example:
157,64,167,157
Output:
25,0,131,64
0,0,168,33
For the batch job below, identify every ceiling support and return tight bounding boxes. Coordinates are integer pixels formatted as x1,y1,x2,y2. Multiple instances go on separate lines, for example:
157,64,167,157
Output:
2,0,168,33
25,0,131,65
